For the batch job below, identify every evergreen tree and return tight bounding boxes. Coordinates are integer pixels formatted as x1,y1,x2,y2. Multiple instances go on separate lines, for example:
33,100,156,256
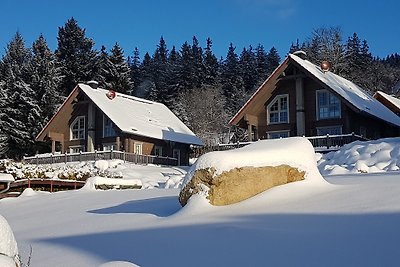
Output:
178,41,194,91
221,43,246,115
134,52,155,99
266,46,281,75
0,81,9,157
56,17,97,94
31,34,63,125
94,45,110,87
203,37,219,85
1,32,41,158
150,36,169,103
239,46,257,92
129,47,141,95
191,36,205,87
107,43,133,94
255,44,269,85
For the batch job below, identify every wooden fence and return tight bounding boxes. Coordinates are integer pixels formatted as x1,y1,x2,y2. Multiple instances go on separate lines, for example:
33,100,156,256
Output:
23,150,178,166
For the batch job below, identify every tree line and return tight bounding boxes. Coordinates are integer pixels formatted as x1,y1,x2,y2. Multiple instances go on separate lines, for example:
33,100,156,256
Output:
0,19,399,159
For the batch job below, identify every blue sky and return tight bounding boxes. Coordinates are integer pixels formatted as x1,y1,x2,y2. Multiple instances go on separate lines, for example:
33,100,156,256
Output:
0,0,398,60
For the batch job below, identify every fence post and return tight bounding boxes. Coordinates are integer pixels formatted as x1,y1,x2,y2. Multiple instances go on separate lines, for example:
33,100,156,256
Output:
65,152,67,164
79,151,82,162
28,178,30,188
95,150,97,161
326,134,330,149
111,148,113,160
36,155,39,165
51,154,54,164
50,180,53,193
123,151,126,163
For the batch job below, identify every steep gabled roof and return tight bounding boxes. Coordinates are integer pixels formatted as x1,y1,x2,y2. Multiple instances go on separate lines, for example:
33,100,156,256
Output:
230,53,400,127
37,83,203,146
373,90,400,114
289,54,400,127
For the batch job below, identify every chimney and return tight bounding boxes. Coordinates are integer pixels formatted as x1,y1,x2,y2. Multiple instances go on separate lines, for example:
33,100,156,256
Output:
293,50,307,60
87,80,99,89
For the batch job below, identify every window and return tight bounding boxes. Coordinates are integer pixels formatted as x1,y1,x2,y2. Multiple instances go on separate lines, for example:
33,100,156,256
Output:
71,116,85,140
267,131,290,139
103,143,117,151
69,145,84,154
316,126,342,136
134,143,142,154
155,146,163,156
267,95,289,124
103,115,116,137
316,90,341,120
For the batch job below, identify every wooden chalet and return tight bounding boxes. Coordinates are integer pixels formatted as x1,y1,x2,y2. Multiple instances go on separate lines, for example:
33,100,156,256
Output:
36,82,203,166
230,51,400,142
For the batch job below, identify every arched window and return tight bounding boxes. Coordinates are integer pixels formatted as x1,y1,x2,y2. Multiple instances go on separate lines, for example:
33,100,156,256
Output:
267,94,289,124
70,116,85,140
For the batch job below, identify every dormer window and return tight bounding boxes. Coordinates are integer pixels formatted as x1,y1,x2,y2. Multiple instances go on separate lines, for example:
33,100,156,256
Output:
70,116,85,140
267,94,289,124
103,115,116,137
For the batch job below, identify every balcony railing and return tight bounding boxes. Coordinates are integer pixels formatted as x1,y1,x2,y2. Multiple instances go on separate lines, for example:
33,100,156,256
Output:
23,150,178,166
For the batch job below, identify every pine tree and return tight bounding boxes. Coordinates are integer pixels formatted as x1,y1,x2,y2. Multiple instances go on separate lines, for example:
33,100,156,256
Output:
0,81,9,157
203,38,219,85
239,46,257,92
221,43,246,115
129,47,141,95
108,43,133,94
1,32,41,158
255,44,269,85
56,17,97,94
31,34,63,126
150,37,169,103
266,46,281,75
191,36,205,87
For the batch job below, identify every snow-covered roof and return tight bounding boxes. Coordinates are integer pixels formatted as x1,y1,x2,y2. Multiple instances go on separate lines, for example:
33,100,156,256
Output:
289,54,400,127
374,90,400,111
79,83,203,146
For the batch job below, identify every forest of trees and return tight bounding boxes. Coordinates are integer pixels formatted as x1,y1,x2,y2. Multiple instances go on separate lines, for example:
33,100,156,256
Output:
0,19,399,159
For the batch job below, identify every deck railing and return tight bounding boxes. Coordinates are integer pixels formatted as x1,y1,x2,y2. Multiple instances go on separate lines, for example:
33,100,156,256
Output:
23,150,178,166
191,133,367,157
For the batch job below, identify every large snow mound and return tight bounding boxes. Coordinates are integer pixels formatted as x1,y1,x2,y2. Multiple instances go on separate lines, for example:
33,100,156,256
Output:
182,137,325,189
318,137,400,175
0,215,19,265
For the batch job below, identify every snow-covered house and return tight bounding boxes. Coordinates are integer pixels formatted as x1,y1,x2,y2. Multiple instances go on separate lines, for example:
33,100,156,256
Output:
373,91,400,116
36,82,203,165
229,52,400,141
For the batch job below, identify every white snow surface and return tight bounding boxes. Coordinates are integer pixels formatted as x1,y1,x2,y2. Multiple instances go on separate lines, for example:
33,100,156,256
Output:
0,214,18,265
318,137,400,175
290,54,400,127
79,83,203,145
183,137,326,189
2,138,400,266
0,173,14,182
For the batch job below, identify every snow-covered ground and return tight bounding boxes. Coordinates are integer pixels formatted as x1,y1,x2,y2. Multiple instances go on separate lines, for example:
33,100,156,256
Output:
0,137,400,266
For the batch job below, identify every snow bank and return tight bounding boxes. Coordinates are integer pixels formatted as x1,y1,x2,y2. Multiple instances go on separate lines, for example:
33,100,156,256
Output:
0,173,14,182
81,176,142,191
182,137,325,189
318,137,400,175
0,215,19,266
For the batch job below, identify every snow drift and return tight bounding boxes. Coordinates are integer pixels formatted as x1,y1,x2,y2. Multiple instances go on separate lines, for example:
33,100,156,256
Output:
318,137,400,175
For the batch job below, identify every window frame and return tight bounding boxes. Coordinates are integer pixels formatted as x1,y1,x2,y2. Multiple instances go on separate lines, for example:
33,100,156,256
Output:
267,94,289,125
103,143,117,151
103,114,116,138
69,145,84,154
70,116,85,140
134,142,143,155
154,146,163,157
267,130,290,139
316,89,341,120
316,125,343,136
